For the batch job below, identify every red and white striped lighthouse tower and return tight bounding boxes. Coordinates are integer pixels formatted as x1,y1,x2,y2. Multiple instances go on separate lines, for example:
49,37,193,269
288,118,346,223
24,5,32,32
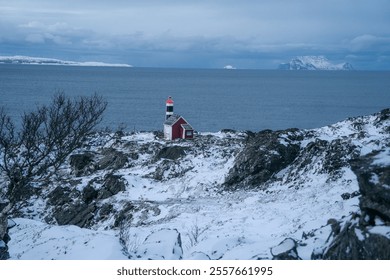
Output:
166,96,174,120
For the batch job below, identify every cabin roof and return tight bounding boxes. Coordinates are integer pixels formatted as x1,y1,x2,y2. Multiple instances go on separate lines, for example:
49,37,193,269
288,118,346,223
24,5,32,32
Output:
181,124,193,130
164,114,182,126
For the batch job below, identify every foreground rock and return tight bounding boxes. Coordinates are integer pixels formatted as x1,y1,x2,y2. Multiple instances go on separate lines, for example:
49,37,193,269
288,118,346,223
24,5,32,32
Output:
224,129,302,189
0,203,12,260
289,147,390,260
322,148,390,259
271,238,301,260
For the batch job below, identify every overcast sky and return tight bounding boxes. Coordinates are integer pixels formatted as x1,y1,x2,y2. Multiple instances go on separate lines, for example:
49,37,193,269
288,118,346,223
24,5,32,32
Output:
1,0,389,69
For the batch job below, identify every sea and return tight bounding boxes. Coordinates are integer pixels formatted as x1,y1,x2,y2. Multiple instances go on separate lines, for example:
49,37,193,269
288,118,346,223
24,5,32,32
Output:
1,64,389,132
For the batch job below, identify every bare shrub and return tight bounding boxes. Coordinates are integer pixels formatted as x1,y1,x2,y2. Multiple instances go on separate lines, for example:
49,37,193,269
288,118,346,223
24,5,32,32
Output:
0,92,107,204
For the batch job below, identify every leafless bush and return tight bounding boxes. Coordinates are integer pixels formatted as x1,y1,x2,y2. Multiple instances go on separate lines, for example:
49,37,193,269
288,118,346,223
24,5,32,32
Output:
0,92,107,204
187,218,208,247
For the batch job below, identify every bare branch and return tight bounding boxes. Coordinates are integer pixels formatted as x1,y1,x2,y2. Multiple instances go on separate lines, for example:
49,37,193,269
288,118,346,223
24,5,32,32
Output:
0,93,107,203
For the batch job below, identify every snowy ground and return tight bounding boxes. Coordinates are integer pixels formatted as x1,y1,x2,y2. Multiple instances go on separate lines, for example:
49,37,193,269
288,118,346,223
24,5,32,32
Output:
8,218,127,260
6,112,390,259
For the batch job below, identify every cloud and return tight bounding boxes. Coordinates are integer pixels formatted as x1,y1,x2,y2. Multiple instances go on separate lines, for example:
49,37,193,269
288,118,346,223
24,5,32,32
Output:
1,0,390,69
25,33,45,43
349,34,390,52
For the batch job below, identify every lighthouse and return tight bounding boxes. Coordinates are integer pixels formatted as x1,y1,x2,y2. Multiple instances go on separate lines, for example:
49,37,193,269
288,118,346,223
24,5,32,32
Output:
166,96,174,120
163,96,194,140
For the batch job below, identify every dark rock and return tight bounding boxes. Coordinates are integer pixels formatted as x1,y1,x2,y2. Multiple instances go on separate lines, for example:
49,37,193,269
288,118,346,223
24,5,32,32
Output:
350,149,390,224
374,108,390,125
47,187,73,206
2,232,10,244
341,191,360,200
271,238,301,260
0,213,7,241
0,240,9,260
48,186,97,227
155,146,187,161
0,202,8,213
98,148,128,170
97,174,127,200
224,129,301,189
53,202,96,228
114,202,134,227
69,153,95,177
0,203,12,260
323,222,390,259
97,203,113,221
303,138,357,175
82,185,98,204
322,148,390,260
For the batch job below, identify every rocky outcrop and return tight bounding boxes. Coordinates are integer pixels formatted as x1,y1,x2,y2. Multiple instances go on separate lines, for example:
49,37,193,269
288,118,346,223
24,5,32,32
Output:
98,148,128,170
155,146,187,161
97,174,127,200
323,221,390,259
46,174,127,227
47,186,96,227
53,202,96,227
310,148,390,259
351,149,390,225
271,238,301,260
326,148,390,259
0,203,12,260
224,129,302,189
69,153,95,177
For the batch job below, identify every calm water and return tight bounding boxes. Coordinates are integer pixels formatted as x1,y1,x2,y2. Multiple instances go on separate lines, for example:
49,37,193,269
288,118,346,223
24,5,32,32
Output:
0,64,389,132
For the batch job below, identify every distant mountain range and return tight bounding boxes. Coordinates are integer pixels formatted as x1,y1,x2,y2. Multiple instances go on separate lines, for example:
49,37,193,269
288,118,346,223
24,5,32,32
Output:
279,56,353,70
0,55,132,67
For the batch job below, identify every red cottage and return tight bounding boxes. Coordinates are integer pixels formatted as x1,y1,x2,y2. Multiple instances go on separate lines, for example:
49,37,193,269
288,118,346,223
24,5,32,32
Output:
163,97,194,140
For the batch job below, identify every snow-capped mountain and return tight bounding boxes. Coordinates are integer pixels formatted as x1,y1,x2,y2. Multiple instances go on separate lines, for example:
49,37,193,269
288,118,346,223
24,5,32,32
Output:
0,56,132,67
2,109,390,260
279,56,353,70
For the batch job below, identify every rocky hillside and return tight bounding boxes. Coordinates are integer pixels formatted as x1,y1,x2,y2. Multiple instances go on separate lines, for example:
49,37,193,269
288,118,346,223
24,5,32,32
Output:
279,56,354,70
1,109,389,260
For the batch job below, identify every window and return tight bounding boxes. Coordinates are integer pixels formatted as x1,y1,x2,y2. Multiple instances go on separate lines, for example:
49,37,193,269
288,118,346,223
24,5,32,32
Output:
186,130,193,137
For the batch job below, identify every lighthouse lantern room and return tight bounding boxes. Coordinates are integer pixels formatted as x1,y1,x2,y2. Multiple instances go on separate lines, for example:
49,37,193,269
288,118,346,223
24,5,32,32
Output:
163,96,194,140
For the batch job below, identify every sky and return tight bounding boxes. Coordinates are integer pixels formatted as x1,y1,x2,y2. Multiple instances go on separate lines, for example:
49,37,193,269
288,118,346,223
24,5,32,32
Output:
0,0,390,69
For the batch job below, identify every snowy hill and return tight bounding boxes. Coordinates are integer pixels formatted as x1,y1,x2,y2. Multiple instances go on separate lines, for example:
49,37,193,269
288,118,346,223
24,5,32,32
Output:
279,56,353,70
0,56,132,67
2,109,390,260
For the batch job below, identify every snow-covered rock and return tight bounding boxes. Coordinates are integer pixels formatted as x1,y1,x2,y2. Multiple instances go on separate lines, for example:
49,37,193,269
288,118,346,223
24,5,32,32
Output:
2,109,390,259
271,238,300,260
279,56,353,70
